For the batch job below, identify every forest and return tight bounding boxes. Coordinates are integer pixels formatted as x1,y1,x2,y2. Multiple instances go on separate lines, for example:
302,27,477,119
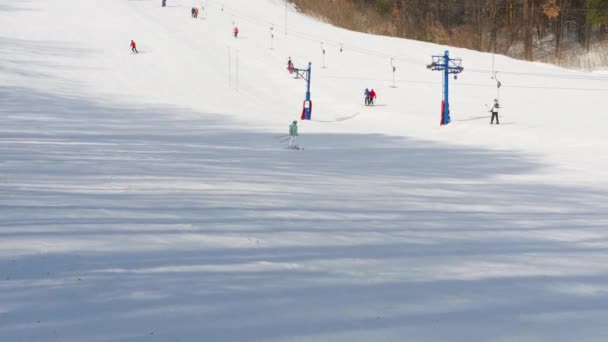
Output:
291,0,608,65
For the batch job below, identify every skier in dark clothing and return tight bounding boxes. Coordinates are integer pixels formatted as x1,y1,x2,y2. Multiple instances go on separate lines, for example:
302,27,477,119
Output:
130,40,138,54
490,99,500,124
364,88,371,105
191,7,196,18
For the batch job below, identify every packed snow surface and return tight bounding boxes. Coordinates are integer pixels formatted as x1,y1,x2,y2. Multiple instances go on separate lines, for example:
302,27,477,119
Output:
1,0,608,341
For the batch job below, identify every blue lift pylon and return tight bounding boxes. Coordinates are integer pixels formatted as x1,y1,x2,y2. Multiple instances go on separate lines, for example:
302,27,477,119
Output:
427,50,463,125
294,62,312,120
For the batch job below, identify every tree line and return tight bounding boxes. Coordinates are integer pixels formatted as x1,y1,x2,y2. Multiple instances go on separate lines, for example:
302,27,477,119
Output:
291,0,608,61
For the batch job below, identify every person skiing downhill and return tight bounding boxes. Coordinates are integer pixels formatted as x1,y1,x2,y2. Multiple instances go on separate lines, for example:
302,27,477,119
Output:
191,7,195,18
364,88,371,105
287,57,294,73
130,40,138,54
233,26,239,38
490,98,500,124
288,120,298,149
369,89,377,105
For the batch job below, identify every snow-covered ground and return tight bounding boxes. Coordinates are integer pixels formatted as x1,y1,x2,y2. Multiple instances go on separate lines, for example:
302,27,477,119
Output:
1,0,608,341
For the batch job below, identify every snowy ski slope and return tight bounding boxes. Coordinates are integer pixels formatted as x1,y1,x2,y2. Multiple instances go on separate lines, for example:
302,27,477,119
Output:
1,0,608,341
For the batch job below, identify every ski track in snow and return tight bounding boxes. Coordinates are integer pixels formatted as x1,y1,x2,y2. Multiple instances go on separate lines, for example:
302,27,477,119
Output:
1,0,608,341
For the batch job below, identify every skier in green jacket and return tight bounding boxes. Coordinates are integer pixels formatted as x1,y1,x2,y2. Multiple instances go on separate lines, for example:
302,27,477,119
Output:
288,120,298,149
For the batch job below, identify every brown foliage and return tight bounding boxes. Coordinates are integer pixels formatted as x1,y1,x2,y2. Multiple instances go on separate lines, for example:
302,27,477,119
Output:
542,0,561,19
290,0,397,36
290,0,608,66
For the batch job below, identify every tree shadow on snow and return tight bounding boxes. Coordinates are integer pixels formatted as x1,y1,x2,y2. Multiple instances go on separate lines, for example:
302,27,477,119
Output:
1,86,608,341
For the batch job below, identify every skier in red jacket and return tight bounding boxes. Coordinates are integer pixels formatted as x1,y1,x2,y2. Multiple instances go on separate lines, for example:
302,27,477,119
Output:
233,26,239,38
369,89,377,105
130,40,138,54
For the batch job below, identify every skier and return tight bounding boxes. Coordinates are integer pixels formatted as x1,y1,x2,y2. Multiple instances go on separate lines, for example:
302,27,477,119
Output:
191,7,195,18
489,98,500,125
287,57,294,73
369,89,377,105
364,88,371,105
233,26,239,38
130,40,138,54
162,0,166,7
288,120,298,149
195,7,199,18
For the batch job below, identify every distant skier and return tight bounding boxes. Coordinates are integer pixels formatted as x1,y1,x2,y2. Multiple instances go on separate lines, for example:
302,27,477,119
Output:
490,98,500,125
162,0,166,7
364,88,371,105
191,7,195,18
287,57,294,73
369,89,377,105
288,120,298,149
130,40,138,54
233,26,239,38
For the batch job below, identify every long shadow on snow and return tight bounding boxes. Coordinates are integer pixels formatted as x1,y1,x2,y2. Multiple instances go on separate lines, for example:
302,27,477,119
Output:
1,87,608,341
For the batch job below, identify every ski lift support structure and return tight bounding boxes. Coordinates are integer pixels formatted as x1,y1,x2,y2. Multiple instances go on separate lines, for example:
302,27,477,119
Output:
427,50,464,125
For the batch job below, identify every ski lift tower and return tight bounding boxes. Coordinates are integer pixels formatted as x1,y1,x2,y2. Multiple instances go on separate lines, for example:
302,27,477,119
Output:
293,62,312,120
427,50,463,125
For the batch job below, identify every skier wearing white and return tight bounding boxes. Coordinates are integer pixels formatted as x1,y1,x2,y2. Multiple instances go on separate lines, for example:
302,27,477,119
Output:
288,120,298,149
490,99,500,125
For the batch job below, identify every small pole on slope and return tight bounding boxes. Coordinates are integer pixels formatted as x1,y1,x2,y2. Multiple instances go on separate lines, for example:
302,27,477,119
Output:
493,71,502,102
285,0,288,36
202,0,208,18
227,46,231,88
269,25,275,50
390,58,397,88
236,49,239,92
321,42,326,68
491,50,502,101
